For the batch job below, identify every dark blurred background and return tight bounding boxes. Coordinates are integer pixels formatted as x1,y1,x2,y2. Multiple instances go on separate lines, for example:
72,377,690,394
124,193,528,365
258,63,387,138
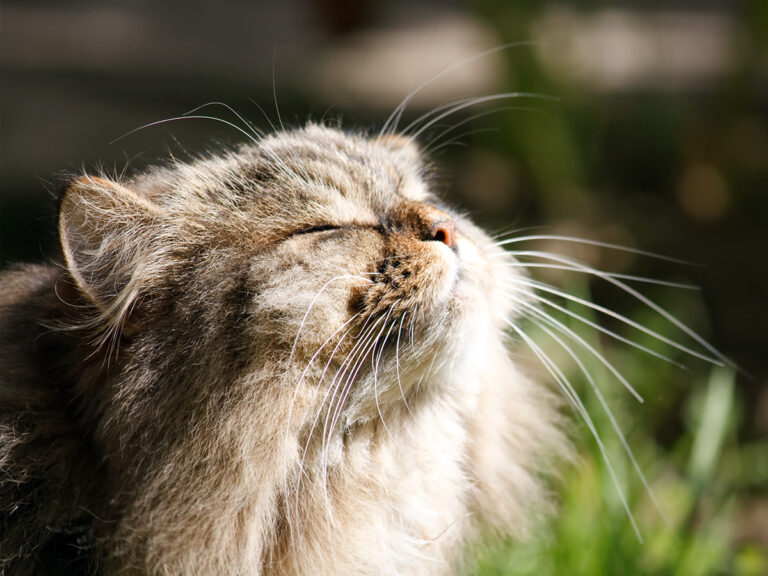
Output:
2,0,767,573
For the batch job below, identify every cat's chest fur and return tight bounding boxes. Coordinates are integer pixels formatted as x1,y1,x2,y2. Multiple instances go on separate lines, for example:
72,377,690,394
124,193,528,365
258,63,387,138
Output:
269,398,473,575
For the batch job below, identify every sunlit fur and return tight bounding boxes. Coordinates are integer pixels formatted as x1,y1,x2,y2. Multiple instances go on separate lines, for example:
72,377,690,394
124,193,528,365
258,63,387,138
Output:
0,125,564,575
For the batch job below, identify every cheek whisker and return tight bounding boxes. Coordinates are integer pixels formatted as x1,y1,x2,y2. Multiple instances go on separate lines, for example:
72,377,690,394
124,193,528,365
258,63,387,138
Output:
503,317,643,542
283,273,372,500
395,311,413,417
495,260,699,290
293,316,379,523
327,311,393,442
319,332,379,480
285,312,362,494
536,321,669,527
491,234,697,266
501,287,684,368
321,317,386,449
286,274,372,371
485,225,542,243
286,311,363,437
520,297,644,403
503,273,722,365
507,250,732,368
320,318,383,438
371,305,400,438
293,322,374,535
409,304,419,351
415,347,441,396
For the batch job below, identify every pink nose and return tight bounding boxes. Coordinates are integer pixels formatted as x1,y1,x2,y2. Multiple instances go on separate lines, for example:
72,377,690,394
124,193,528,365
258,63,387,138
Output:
431,220,457,250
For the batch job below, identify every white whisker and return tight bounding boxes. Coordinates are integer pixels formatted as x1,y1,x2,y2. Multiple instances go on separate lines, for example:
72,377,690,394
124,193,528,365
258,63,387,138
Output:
272,47,285,131
504,276,721,365
378,42,540,139
493,234,698,266
518,297,645,403
287,275,370,367
183,102,263,141
322,316,387,449
109,115,261,146
504,318,643,541
424,128,500,156
291,317,381,529
328,311,393,442
509,250,731,367
496,261,699,290
502,285,684,368
372,305,400,437
247,97,279,133
285,316,360,550
395,311,413,416
405,93,559,141
422,105,545,157
535,322,670,527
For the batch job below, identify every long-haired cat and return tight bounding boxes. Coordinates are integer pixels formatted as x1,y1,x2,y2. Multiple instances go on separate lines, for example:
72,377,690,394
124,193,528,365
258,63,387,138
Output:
0,124,568,575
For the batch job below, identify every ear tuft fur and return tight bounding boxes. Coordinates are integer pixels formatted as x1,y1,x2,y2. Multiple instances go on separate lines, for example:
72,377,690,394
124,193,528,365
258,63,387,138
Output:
378,133,420,156
58,175,158,313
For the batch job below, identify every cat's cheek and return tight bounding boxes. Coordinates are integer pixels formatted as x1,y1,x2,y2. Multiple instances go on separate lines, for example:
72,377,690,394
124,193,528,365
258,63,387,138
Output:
442,234,503,350
455,231,519,327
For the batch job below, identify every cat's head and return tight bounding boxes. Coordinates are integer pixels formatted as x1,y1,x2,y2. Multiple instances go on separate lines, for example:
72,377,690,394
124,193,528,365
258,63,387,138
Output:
57,124,522,439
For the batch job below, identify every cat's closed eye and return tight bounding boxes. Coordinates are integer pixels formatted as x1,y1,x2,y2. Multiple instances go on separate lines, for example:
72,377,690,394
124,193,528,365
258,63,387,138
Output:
291,223,346,236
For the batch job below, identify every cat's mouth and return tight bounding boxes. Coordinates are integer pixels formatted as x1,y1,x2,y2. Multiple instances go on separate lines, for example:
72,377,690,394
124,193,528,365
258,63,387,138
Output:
354,239,459,323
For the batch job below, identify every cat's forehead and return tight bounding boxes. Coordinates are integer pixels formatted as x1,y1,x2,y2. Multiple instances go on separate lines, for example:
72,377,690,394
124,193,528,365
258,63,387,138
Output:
138,125,434,238
253,125,429,202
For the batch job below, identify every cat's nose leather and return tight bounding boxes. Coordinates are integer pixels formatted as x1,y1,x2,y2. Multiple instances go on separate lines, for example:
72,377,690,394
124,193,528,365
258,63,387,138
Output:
397,201,458,250
430,220,457,250
417,204,457,250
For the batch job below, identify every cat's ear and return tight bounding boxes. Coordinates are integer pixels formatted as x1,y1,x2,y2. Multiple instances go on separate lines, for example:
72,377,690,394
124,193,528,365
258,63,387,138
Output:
379,134,421,161
58,175,159,312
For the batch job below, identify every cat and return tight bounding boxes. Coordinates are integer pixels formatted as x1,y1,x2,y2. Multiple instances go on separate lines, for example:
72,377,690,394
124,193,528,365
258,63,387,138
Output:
0,124,566,575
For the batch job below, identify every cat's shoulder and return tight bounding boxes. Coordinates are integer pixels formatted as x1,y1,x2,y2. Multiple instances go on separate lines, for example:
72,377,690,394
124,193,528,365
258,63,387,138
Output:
0,263,59,306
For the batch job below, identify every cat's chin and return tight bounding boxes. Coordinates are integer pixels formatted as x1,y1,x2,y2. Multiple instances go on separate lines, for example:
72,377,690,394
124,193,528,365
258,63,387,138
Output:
340,271,497,426
340,307,495,428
